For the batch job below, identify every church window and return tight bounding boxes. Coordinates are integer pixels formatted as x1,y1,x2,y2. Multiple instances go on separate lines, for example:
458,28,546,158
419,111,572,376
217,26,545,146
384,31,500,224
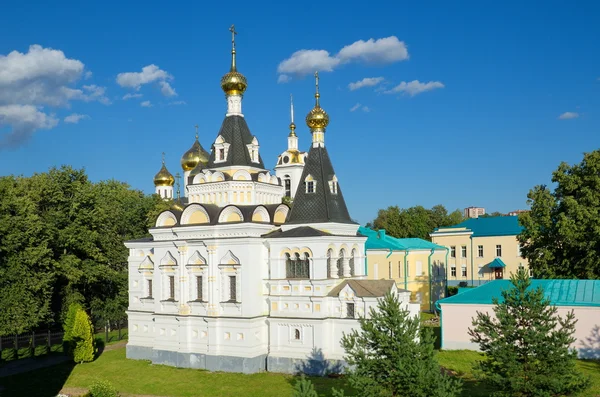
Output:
168,275,175,300
283,155,289,164
346,303,355,319
284,177,291,197
337,249,345,278
218,148,225,161
306,181,314,193
196,276,203,301
294,328,301,340
286,253,310,279
147,279,153,298
228,276,237,302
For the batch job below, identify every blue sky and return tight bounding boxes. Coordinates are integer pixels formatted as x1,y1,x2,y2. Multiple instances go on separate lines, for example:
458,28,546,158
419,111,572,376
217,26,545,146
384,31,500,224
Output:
1,0,599,225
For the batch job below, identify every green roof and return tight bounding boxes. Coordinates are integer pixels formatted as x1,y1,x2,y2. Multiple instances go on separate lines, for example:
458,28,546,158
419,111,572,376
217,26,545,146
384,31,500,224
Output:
359,226,446,252
437,279,600,307
487,258,506,268
432,216,523,237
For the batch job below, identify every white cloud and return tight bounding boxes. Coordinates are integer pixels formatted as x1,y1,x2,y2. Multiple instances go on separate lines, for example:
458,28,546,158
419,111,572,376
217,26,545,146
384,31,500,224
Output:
277,74,291,84
0,105,58,147
123,93,143,100
140,100,152,107
348,77,384,91
277,36,408,80
338,37,408,63
384,80,444,96
362,106,371,112
350,103,361,112
169,100,186,106
159,81,177,97
117,64,176,97
350,103,370,112
64,113,89,124
0,45,107,147
558,111,579,120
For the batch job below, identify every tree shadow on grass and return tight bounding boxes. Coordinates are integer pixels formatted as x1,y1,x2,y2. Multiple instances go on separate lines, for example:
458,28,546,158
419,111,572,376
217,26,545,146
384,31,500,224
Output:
287,348,355,396
95,337,105,359
0,360,76,397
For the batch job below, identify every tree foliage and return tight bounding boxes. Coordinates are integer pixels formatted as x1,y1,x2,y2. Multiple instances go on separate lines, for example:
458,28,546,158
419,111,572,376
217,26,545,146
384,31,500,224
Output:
291,375,318,397
518,149,600,279
0,166,164,335
71,307,95,363
369,204,464,240
341,292,462,397
468,268,590,396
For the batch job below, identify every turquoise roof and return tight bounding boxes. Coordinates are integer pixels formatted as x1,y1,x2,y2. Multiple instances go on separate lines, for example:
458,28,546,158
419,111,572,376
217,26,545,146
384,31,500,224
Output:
359,226,446,252
487,258,506,268
433,216,523,237
438,279,600,307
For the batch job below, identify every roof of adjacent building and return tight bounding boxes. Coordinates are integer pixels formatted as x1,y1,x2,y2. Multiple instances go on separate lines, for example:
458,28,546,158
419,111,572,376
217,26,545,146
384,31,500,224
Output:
432,216,523,237
286,145,355,225
328,279,400,297
487,258,506,268
359,226,446,251
437,279,600,307
207,115,265,168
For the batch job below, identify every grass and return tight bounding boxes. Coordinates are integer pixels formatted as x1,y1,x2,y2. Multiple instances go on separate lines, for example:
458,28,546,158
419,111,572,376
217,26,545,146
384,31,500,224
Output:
0,348,352,397
437,350,600,397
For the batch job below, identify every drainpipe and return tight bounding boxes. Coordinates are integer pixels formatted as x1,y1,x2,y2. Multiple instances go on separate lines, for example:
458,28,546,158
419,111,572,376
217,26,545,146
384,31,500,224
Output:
444,247,449,298
403,249,410,290
428,248,435,313
470,235,474,287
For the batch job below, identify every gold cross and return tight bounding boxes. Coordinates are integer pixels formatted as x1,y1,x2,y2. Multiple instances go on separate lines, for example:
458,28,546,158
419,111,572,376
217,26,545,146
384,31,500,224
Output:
194,124,199,139
161,152,165,164
229,25,237,48
315,71,319,95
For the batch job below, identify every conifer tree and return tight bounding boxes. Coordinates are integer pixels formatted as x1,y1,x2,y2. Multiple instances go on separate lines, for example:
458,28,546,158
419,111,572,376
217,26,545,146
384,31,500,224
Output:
341,292,461,397
469,268,590,396
71,307,95,363
63,302,83,354
291,375,318,397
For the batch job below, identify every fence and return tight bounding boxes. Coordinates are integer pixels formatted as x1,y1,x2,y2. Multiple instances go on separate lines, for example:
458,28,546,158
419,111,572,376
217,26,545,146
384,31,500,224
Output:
0,319,128,364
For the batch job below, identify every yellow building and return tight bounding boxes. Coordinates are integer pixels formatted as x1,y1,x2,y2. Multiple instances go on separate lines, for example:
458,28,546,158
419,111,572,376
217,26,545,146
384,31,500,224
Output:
360,226,447,311
430,216,530,287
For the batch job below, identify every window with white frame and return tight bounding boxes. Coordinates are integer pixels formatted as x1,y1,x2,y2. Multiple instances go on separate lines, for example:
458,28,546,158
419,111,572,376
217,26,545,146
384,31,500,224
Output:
213,135,230,163
306,181,315,193
450,246,456,258
246,138,260,163
286,253,310,279
451,266,456,277
294,328,301,340
168,275,175,300
196,276,203,301
147,279,153,298
461,265,467,277
478,245,484,257
346,303,355,318
461,245,467,258
328,175,338,194
228,275,237,302
496,244,502,257
284,176,291,197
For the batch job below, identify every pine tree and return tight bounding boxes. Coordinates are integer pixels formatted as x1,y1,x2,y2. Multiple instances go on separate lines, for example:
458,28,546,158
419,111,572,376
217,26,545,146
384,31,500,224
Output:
468,268,590,396
291,375,318,397
71,308,95,363
341,292,461,397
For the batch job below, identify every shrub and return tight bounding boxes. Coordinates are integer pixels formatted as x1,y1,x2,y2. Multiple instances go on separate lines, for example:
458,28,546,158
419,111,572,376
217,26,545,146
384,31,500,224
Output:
88,380,119,397
447,286,458,296
71,308,95,363
63,302,83,354
291,375,318,397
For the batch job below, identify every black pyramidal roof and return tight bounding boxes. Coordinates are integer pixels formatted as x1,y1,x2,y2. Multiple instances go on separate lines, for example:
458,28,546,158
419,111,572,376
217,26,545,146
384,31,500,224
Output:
208,115,265,168
286,145,355,224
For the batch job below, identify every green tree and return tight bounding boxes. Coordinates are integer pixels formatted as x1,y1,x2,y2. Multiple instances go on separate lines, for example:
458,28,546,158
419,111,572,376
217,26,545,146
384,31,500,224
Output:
341,292,461,397
370,205,464,240
479,211,504,218
518,150,600,279
291,375,318,397
71,307,95,363
468,268,590,396
63,302,84,353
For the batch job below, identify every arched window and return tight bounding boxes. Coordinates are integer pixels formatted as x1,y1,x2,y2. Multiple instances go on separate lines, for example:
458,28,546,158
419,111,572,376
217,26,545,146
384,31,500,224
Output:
350,249,357,276
337,249,345,278
284,175,291,197
294,329,301,340
286,252,310,279
327,249,333,278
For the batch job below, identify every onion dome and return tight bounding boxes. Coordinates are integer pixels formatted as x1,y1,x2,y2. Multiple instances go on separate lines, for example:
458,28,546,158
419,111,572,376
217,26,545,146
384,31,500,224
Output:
221,25,247,96
306,71,329,131
181,127,210,172
154,156,175,187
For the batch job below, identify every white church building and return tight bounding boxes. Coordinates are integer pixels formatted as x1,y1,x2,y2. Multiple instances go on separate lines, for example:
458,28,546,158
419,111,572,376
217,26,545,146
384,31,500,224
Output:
126,26,418,374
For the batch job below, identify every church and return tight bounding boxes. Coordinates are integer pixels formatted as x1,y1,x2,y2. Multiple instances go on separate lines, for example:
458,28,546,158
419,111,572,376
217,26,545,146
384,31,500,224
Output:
126,26,418,374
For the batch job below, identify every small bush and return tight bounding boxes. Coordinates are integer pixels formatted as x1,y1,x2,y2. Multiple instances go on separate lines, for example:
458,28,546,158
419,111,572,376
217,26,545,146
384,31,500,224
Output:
72,308,95,363
88,380,119,397
292,375,318,397
447,286,458,296
458,281,469,288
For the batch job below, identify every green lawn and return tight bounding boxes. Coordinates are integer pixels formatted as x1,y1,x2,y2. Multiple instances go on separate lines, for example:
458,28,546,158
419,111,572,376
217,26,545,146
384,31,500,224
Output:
1,340,599,397
437,350,600,397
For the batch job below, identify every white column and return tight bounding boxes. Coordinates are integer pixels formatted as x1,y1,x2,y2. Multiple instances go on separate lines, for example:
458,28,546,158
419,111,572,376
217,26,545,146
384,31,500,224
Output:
330,256,339,279
342,258,351,278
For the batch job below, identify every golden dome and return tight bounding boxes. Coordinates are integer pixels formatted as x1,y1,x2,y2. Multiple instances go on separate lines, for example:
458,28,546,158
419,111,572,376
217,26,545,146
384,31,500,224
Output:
154,162,175,187
221,26,247,96
171,200,184,211
306,72,329,130
181,132,210,172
